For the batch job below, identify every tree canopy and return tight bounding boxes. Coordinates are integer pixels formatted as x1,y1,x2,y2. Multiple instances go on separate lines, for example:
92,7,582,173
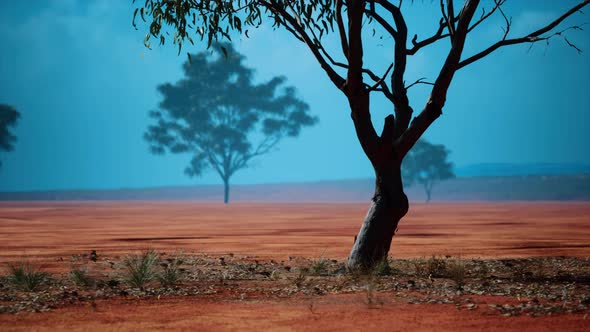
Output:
0,104,20,168
402,140,454,202
145,43,316,203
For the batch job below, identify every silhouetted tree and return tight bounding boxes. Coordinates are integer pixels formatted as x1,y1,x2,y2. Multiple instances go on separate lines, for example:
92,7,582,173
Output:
403,140,454,203
145,44,316,203
0,104,20,168
133,0,589,269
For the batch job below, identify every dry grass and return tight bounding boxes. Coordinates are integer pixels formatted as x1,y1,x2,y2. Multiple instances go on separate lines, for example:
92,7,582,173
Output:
5,261,49,292
121,249,160,289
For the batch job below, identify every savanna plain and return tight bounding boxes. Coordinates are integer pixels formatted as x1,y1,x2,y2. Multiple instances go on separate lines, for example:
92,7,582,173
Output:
0,201,589,331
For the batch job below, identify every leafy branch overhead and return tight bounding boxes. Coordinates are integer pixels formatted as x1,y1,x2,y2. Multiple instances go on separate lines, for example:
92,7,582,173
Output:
145,43,316,203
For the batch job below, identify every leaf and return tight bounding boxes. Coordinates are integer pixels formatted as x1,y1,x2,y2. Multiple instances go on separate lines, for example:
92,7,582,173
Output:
132,8,139,29
221,46,228,58
187,52,192,64
245,29,250,38
234,17,242,32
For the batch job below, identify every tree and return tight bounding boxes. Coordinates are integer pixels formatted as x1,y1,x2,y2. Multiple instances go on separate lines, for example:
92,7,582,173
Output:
145,43,316,204
133,0,589,269
0,104,20,168
403,140,454,203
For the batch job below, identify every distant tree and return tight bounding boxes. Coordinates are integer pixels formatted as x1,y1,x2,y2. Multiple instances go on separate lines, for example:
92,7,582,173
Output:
403,140,454,203
134,0,589,270
145,43,317,203
0,104,20,168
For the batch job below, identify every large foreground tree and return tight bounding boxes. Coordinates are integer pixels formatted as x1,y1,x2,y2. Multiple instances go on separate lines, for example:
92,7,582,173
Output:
133,0,589,269
0,104,20,168
145,43,316,204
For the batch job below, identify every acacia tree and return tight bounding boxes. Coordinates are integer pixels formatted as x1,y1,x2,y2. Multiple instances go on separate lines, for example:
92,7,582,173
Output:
145,43,316,204
0,104,20,168
133,0,589,269
402,140,454,203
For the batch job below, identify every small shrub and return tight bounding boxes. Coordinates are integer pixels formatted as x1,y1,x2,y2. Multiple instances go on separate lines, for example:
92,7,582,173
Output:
122,249,159,289
447,259,466,287
426,256,447,278
293,267,309,287
373,258,392,276
69,267,93,287
310,259,328,275
6,261,49,292
157,254,185,287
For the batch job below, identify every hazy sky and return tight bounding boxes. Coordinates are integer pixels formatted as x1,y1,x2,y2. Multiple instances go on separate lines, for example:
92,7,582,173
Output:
0,0,589,191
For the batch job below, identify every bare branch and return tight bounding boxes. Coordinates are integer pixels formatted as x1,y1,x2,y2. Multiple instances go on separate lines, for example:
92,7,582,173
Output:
259,1,346,91
336,0,350,60
371,0,413,137
468,0,506,33
407,19,450,55
369,63,394,90
446,0,457,38
405,77,435,90
397,0,480,158
459,0,590,69
365,2,398,38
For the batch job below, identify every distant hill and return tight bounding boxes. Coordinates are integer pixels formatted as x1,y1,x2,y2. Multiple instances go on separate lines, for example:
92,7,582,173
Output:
455,163,590,177
0,174,588,202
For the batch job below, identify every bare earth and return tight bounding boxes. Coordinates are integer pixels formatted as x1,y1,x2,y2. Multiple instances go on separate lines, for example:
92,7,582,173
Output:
0,201,589,331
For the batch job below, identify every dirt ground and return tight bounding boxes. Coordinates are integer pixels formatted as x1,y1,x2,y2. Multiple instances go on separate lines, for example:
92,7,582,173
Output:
0,201,589,331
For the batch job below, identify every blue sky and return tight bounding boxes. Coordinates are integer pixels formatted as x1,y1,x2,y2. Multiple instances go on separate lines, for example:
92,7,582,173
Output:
0,0,589,191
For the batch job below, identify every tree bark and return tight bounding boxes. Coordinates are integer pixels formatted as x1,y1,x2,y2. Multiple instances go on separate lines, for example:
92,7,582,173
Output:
223,178,230,204
348,165,409,270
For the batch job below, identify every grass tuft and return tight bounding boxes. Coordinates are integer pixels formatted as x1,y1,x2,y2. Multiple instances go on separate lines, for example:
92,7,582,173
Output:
373,258,393,276
122,249,160,289
310,258,328,275
69,267,93,287
157,254,185,287
447,259,466,287
6,261,49,292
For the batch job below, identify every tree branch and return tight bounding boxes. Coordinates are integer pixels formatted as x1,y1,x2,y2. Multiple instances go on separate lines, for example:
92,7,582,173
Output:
458,0,590,69
407,18,450,55
336,0,350,60
397,0,480,158
260,1,347,91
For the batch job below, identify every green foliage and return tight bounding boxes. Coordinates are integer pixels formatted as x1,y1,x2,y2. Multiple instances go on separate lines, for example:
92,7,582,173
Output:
447,259,466,287
402,140,455,202
145,43,316,202
122,249,160,289
6,261,49,292
69,268,94,288
0,104,20,168
133,1,340,57
426,255,447,278
373,258,392,276
157,254,185,287
310,258,328,275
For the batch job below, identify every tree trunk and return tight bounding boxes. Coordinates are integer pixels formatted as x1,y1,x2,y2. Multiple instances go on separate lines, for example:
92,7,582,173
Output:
347,166,409,271
425,182,432,203
223,178,230,204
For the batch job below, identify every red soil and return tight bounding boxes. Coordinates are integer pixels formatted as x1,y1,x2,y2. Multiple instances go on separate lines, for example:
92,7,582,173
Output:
2,293,588,332
0,201,589,331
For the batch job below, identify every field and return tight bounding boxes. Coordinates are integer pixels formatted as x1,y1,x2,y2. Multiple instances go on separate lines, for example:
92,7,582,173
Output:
0,202,589,331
